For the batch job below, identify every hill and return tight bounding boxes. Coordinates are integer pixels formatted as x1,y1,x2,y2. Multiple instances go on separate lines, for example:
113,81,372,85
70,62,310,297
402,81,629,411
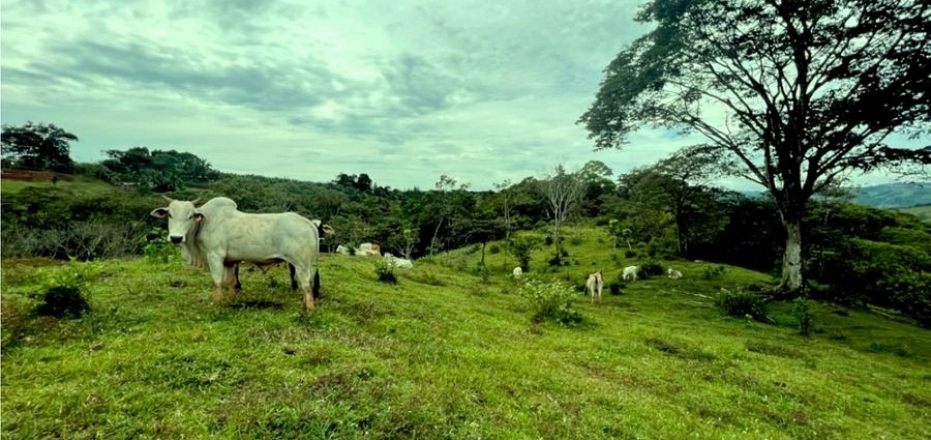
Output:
853,182,931,208
3,228,930,439
896,204,931,223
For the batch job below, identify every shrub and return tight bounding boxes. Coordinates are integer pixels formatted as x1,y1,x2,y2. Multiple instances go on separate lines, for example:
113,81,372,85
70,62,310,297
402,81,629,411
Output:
519,279,582,326
639,261,664,278
488,244,501,254
701,265,727,280
374,259,397,284
510,236,540,272
569,236,582,246
142,227,175,264
714,289,769,322
608,282,623,296
544,236,554,246
793,297,813,336
35,286,90,318
548,255,561,267
625,250,637,258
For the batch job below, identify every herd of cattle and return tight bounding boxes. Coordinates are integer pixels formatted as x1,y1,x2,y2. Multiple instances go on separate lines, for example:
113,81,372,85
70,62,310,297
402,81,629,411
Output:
151,196,685,311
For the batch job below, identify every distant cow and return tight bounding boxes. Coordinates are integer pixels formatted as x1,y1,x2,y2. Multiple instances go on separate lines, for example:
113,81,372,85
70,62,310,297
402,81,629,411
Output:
622,265,640,282
667,268,683,279
383,252,414,269
151,196,321,310
358,243,381,257
586,271,604,303
512,266,523,278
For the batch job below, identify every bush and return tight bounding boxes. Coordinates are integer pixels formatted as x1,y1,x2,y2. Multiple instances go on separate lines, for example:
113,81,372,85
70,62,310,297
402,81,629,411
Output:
544,236,554,246
608,282,623,296
375,259,397,284
519,279,583,326
142,227,175,264
793,297,813,336
701,265,727,280
639,261,664,278
569,236,582,246
35,286,90,318
714,289,769,322
625,250,637,258
488,244,501,254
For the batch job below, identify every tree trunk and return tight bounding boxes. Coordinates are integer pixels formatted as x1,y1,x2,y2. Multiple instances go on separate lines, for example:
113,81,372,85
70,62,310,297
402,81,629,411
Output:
779,218,804,292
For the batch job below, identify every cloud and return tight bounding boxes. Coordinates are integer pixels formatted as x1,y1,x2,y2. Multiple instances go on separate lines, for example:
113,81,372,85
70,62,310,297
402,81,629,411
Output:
3,0,919,193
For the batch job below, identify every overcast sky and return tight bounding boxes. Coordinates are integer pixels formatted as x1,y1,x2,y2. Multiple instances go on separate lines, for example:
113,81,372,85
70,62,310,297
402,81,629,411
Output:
0,0,919,191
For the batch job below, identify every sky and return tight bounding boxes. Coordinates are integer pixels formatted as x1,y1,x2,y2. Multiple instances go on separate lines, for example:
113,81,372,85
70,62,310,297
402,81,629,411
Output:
0,0,921,192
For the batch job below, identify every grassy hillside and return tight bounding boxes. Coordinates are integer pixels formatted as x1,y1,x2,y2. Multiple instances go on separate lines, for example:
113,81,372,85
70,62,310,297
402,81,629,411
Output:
0,176,118,196
2,229,930,439
897,205,931,223
854,182,931,208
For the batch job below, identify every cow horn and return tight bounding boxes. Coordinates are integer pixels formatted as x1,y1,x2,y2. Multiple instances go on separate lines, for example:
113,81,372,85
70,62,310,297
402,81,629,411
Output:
162,195,174,203
191,198,202,206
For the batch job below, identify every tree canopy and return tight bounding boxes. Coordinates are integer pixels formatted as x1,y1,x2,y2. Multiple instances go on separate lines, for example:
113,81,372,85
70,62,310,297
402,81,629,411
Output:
1,122,78,173
579,0,931,291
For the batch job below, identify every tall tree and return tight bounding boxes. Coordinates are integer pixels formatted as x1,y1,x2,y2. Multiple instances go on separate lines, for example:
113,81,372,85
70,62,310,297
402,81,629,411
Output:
579,0,931,292
540,164,584,263
1,122,77,172
625,145,722,255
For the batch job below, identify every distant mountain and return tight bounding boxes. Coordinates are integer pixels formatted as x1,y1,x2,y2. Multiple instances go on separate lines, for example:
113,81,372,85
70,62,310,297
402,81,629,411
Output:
853,182,931,208
735,182,931,209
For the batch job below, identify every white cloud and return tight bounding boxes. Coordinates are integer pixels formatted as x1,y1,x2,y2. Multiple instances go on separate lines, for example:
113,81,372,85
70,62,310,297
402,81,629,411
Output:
1,0,921,193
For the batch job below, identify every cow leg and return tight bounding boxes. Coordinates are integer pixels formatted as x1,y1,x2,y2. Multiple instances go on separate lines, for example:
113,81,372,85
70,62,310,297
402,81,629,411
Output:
295,264,318,311
289,264,298,291
233,264,242,292
207,255,226,305
312,270,321,300
224,265,238,301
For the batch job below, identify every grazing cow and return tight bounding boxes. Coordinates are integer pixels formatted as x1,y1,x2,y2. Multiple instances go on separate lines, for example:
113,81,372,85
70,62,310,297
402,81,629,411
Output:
151,196,321,310
512,266,523,278
667,268,683,279
336,245,352,255
622,265,641,282
586,271,604,303
383,252,414,269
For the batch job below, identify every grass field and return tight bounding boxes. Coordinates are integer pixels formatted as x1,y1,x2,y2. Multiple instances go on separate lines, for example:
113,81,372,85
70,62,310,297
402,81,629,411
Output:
0,176,119,196
897,205,931,223
2,228,930,439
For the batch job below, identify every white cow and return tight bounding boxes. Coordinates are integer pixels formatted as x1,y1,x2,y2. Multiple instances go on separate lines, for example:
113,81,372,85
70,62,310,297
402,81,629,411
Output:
336,245,352,255
358,243,382,257
512,266,523,278
586,271,604,303
622,265,641,282
667,268,683,279
151,196,321,311
383,252,414,269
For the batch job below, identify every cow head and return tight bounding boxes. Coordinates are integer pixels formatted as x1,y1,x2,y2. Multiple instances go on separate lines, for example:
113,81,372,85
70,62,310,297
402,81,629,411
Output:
150,196,203,244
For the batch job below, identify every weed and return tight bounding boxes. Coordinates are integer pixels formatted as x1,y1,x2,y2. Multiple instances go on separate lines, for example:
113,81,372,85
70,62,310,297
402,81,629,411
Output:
375,259,397,284
867,342,912,358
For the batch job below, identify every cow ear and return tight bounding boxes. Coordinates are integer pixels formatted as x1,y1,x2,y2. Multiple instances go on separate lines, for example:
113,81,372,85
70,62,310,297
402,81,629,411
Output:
194,212,206,223
151,208,169,218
